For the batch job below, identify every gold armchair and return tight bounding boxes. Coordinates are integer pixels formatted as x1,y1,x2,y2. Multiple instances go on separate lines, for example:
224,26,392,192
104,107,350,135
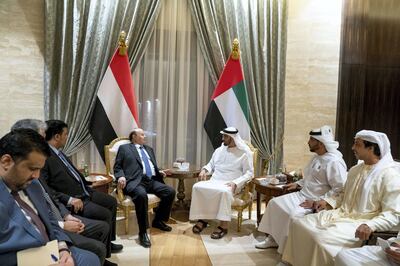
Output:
105,137,161,234
231,142,259,232
362,231,398,246
362,223,400,245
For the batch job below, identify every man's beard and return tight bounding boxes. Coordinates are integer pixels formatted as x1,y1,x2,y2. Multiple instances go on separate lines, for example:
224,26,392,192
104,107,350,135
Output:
17,178,34,190
309,144,318,152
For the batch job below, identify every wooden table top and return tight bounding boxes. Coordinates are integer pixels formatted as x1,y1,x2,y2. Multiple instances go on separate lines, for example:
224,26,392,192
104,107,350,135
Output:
167,167,200,179
85,173,113,188
252,177,287,191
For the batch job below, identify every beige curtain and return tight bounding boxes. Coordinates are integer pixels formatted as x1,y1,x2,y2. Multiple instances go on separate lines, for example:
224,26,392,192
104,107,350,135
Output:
133,0,214,168
189,0,288,173
79,0,214,174
44,0,161,155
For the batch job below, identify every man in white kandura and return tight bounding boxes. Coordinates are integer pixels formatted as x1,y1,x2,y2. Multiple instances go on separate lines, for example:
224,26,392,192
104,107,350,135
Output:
189,127,253,239
335,231,400,266
282,130,400,266
255,125,347,253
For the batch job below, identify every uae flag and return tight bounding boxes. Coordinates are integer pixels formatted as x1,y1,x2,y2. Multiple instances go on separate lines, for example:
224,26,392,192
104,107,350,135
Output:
89,46,139,161
204,50,251,149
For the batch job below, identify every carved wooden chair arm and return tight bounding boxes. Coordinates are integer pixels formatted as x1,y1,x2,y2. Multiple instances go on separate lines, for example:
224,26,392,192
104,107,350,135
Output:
240,179,254,201
116,185,126,202
362,230,398,246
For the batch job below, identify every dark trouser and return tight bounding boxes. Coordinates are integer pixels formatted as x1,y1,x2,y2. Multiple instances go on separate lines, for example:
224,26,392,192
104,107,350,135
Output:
70,246,101,266
78,191,117,257
125,176,176,233
77,215,109,243
66,231,106,264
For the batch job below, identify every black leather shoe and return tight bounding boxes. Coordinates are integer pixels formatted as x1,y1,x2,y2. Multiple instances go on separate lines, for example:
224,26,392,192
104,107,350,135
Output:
139,232,151,248
152,220,172,232
111,242,123,253
104,259,118,266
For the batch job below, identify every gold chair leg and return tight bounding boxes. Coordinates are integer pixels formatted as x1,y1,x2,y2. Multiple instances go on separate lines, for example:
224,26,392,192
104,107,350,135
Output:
237,210,243,232
124,206,130,234
248,202,252,220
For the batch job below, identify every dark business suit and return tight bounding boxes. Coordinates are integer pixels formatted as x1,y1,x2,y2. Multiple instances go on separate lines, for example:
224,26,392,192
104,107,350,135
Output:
0,179,100,266
38,176,109,262
114,143,176,233
41,148,117,255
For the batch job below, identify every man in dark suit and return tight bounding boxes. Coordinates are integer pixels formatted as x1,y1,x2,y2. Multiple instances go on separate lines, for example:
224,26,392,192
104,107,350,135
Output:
41,120,122,254
114,128,176,247
12,118,116,266
39,176,115,266
0,129,100,266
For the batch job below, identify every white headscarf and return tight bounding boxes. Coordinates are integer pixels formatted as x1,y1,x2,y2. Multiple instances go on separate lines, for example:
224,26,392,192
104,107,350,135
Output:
355,130,392,160
309,125,343,158
220,127,253,167
355,130,395,212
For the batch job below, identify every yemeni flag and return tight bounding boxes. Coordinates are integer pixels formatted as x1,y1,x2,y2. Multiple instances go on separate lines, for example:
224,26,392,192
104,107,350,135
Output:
204,43,251,149
89,41,139,161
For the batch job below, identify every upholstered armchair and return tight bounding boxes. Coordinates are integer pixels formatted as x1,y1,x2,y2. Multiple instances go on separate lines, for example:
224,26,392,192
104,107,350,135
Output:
362,224,400,246
231,142,259,232
104,137,161,234
362,231,398,246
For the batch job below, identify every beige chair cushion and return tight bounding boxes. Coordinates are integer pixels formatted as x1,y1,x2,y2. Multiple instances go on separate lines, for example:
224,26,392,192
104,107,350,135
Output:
112,189,161,208
108,139,130,175
123,193,161,207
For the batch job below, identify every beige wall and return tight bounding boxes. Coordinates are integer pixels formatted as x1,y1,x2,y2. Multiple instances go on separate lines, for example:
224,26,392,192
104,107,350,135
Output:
0,0,343,172
0,0,44,137
283,0,342,171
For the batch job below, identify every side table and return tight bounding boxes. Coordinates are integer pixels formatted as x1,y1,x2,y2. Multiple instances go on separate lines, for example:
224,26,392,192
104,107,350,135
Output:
86,173,113,194
167,167,200,210
253,178,288,225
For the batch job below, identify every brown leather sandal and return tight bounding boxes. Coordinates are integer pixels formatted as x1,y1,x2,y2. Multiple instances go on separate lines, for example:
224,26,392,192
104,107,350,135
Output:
210,226,228,239
192,219,208,234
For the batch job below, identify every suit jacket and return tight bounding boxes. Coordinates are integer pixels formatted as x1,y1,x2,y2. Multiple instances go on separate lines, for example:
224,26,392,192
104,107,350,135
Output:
0,179,71,265
38,176,70,218
41,148,93,206
114,143,164,190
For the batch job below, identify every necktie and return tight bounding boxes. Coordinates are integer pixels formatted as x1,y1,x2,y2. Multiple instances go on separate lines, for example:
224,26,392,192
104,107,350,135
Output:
39,184,63,221
12,191,50,242
139,146,152,177
58,151,90,196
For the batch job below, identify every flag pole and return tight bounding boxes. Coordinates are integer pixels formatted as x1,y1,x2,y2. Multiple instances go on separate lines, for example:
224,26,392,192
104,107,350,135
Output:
118,31,128,56
204,38,251,148
231,38,240,60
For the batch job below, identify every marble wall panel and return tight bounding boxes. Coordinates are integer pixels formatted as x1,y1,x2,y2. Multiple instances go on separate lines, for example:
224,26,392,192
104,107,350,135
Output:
284,0,342,171
0,0,44,137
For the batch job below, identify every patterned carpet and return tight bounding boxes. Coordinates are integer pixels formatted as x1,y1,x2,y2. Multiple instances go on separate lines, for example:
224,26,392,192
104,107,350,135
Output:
200,213,281,266
109,216,150,266
108,210,281,266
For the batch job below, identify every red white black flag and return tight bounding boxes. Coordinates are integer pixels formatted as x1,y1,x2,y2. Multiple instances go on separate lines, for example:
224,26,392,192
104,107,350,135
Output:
89,33,139,161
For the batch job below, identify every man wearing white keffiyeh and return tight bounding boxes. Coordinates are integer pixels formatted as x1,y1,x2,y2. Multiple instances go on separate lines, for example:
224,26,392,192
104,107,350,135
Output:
255,125,347,252
281,130,400,266
189,127,253,239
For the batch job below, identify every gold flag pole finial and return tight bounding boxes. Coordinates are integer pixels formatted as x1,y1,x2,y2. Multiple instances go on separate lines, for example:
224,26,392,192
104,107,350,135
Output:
231,38,240,60
118,31,128,56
